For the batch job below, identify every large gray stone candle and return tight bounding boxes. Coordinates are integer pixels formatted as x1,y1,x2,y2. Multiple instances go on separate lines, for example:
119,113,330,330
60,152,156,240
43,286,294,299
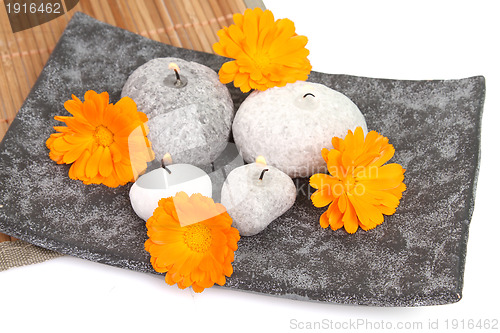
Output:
121,57,234,167
221,158,297,236
232,81,367,177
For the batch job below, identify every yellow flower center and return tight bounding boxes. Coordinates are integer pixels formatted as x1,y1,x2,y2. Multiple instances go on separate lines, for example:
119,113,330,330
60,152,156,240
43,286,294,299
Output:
183,224,212,253
253,53,270,70
94,125,114,147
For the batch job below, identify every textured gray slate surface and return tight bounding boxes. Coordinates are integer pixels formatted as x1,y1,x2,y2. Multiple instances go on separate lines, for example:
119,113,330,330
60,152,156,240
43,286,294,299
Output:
0,12,485,306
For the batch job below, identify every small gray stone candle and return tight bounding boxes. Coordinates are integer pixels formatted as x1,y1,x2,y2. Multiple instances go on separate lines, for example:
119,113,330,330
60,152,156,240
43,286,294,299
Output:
121,57,234,167
221,158,297,236
232,81,367,177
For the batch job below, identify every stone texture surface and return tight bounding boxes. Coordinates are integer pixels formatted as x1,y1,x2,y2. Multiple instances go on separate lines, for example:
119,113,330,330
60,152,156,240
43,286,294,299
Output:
233,81,367,177
121,57,234,166
221,164,297,236
0,13,485,306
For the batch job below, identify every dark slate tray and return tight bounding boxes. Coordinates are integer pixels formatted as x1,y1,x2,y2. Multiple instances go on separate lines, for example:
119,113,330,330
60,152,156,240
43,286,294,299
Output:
0,12,485,306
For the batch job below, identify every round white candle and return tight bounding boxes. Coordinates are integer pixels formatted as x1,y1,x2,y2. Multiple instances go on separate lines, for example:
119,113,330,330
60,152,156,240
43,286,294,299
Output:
220,160,296,236
129,163,212,221
121,57,234,167
232,81,367,177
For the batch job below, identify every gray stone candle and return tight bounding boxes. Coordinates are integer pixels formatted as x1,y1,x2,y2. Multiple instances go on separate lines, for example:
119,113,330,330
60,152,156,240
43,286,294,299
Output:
121,57,234,167
232,81,367,177
221,158,297,236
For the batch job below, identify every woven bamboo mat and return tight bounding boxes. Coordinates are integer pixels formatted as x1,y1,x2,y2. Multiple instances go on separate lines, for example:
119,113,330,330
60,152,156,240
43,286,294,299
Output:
0,0,260,242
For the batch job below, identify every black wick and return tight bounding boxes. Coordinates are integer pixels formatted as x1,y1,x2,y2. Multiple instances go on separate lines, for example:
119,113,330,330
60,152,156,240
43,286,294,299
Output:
303,93,315,98
259,169,269,180
161,159,172,174
173,68,182,85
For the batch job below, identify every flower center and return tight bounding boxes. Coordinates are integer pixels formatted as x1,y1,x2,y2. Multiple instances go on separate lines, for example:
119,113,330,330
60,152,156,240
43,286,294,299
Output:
253,53,270,70
94,125,114,147
183,224,212,253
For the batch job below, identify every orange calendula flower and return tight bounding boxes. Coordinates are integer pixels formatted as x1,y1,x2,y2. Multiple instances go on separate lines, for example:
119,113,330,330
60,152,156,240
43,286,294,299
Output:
46,90,154,187
309,127,406,234
213,8,312,93
145,192,240,293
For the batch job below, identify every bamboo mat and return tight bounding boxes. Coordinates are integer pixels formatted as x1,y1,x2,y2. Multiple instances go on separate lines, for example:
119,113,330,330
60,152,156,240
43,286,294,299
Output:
0,0,260,243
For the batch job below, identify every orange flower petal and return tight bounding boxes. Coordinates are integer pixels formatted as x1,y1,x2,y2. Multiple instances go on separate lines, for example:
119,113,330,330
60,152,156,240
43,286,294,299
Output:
56,117,94,135
326,150,342,175
309,173,336,190
191,283,205,293
321,148,329,163
82,99,101,127
62,142,91,164
311,188,334,208
328,203,344,230
72,150,91,179
338,193,347,213
342,200,359,234
349,194,383,230
358,163,405,190
98,146,113,177
114,162,133,183
319,211,330,228
220,60,238,75
64,99,83,117
52,136,72,152
85,145,103,178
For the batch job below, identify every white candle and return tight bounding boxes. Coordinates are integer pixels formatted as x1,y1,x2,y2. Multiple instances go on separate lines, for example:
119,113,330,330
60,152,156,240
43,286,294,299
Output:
221,157,296,236
232,81,367,177
129,159,212,221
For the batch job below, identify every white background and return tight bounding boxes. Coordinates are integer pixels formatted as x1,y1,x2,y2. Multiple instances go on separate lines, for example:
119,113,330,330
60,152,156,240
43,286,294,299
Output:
1,1,499,332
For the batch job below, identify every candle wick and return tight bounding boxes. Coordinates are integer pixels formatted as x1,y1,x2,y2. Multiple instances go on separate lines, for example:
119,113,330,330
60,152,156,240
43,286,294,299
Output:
259,169,269,181
173,69,182,86
161,159,172,174
303,93,315,98
165,66,187,88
